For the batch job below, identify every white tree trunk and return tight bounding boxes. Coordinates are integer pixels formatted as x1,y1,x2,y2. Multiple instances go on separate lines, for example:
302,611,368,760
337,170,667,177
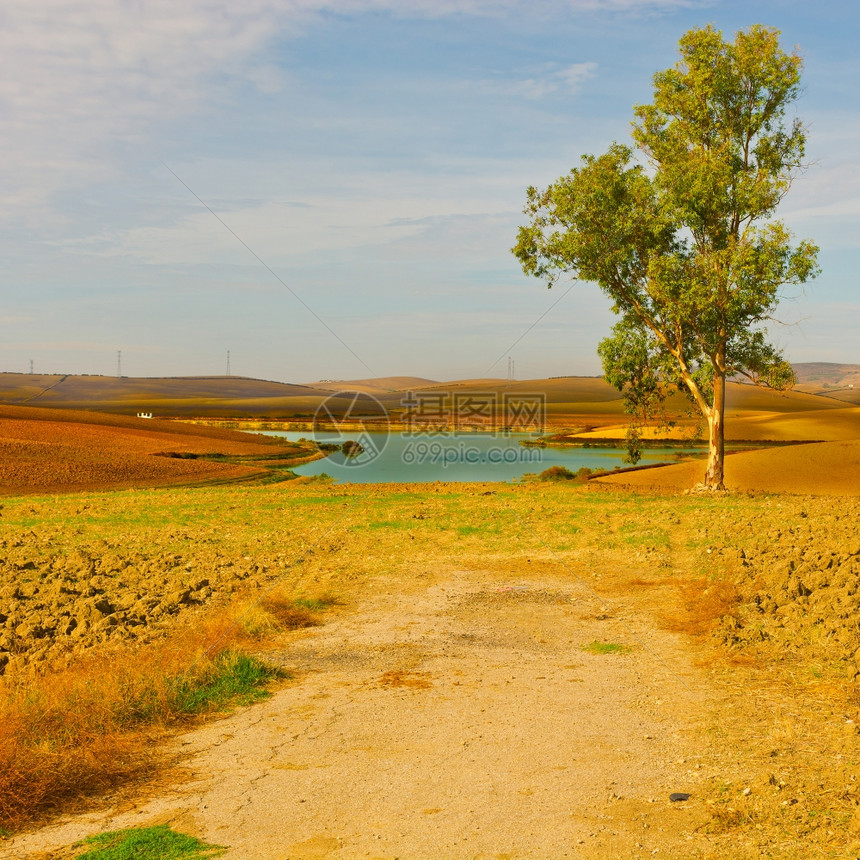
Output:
704,372,726,489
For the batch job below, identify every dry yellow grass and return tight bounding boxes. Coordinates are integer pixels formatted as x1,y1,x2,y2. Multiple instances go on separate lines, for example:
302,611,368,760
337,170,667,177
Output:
659,577,742,638
0,588,313,830
726,405,860,441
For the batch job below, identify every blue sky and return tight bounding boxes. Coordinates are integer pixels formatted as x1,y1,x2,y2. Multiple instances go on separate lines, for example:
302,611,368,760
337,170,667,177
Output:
2,0,857,383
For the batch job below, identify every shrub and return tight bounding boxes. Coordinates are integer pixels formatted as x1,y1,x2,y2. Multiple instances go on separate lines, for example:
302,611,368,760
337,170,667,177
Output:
341,440,364,458
539,465,576,481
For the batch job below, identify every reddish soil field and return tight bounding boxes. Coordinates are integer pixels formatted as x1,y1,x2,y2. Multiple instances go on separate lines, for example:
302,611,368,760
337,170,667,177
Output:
0,405,303,495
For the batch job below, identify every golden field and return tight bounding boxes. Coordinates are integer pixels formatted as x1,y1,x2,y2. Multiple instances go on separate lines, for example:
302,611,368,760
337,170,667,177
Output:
0,480,859,858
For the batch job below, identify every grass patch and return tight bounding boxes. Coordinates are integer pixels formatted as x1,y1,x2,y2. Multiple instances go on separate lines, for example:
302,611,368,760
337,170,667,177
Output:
581,641,631,655
457,524,487,536
237,590,338,636
365,520,411,531
168,652,279,715
292,596,340,612
76,824,225,859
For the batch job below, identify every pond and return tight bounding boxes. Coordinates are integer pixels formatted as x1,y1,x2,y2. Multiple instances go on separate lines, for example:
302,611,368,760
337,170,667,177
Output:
263,431,702,484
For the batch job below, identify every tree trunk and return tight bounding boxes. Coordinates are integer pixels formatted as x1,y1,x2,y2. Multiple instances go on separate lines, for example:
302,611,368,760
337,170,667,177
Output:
704,370,726,489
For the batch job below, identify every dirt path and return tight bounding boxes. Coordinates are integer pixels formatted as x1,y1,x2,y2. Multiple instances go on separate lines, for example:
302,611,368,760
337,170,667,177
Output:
5,567,719,859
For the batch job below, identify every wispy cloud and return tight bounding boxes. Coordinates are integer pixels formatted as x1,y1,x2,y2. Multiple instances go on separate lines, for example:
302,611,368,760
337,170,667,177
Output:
504,61,598,99
60,188,497,265
0,0,708,226
779,111,860,249
368,0,706,16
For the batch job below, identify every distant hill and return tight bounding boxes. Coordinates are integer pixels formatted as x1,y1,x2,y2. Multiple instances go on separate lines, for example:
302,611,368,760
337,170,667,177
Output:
0,371,857,437
305,376,439,395
0,373,634,417
793,362,860,404
793,362,860,387
0,373,371,418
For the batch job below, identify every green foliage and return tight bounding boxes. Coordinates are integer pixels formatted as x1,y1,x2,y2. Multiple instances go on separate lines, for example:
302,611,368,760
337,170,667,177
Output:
623,424,643,465
539,465,598,481
513,25,819,487
76,825,226,859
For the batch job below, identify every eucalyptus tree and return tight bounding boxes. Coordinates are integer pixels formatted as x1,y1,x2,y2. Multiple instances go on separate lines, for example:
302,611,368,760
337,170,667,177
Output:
513,25,819,488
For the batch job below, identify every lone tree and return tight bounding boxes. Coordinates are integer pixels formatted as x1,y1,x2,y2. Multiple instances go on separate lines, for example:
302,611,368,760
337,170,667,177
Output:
513,25,819,488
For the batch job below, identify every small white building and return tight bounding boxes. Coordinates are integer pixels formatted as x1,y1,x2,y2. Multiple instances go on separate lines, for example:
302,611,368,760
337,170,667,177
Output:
137,412,153,419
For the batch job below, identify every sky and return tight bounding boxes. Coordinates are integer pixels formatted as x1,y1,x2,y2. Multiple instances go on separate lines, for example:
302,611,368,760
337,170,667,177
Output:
1,0,857,384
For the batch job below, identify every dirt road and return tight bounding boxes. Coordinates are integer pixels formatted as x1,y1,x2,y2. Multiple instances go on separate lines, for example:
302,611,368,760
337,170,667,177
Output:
6,566,717,859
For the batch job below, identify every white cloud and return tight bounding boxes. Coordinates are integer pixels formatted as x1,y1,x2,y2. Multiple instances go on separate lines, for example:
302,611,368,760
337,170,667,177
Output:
362,0,704,16
1,1,372,227
57,152,555,264
0,0,707,227
505,61,598,99
778,112,860,248
556,61,599,90
64,189,499,265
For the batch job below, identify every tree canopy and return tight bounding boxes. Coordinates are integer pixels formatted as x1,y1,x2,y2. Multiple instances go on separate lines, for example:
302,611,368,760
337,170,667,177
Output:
513,24,819,488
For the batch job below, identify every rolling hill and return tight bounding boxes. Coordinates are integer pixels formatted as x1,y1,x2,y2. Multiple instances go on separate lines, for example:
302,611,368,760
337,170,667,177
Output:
0,373,381,418
0,403,311,494
0,371,857,441
793,362,860,403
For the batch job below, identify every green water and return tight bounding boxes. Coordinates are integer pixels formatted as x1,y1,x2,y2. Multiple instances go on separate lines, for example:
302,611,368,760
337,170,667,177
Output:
265,431,702,484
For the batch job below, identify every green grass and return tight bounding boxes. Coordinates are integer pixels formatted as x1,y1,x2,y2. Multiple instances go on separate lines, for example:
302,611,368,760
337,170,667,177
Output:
365,519,412,531
582,641,631,655
168,652,282,715
0,483,805,585
292,596,338,612
75,825,225,859
458,524,492,536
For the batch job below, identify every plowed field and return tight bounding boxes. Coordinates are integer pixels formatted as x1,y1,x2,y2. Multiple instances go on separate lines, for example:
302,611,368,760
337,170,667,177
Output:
0,405,315,494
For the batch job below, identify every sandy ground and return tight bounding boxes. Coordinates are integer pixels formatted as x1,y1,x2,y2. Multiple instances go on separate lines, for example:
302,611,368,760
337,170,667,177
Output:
597,439,860,495
4,566,717,860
